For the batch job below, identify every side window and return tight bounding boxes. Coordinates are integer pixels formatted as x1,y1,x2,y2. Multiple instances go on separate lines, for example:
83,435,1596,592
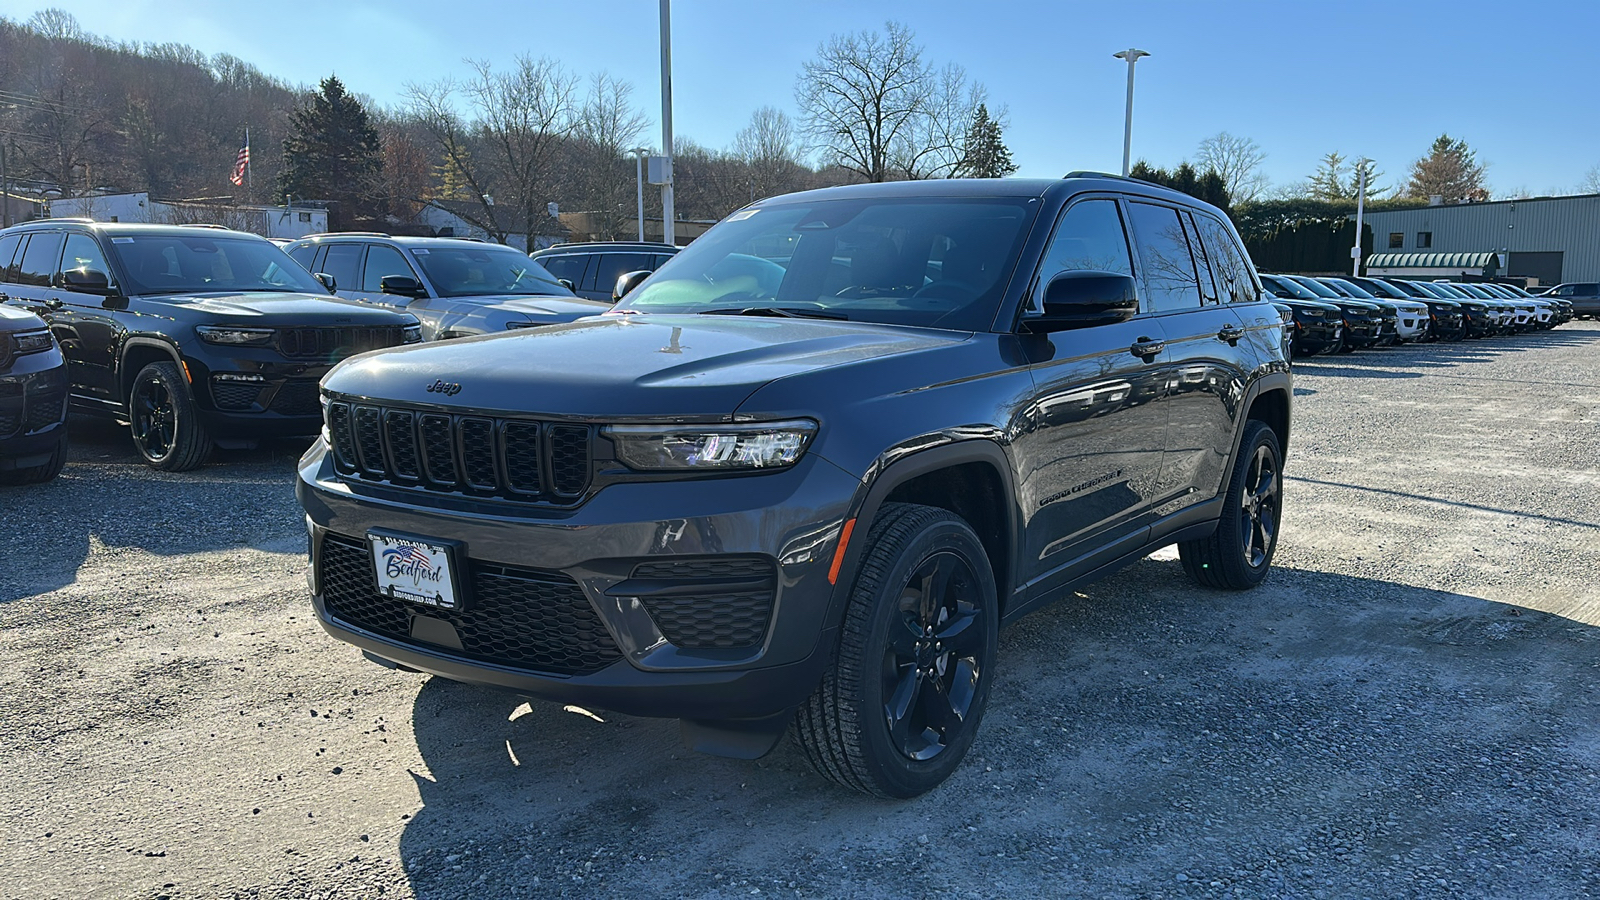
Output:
61,233,113,284
286,243,317,270
590,253,653,295
1196,214,1259,304
1182,212,1220,305
537,254,586,285
317,243,363,291
1031,199,1133,311
0,233,21,282
361,244,416,291
650,254,674,269
1126,203,1202,314
16,231,65,287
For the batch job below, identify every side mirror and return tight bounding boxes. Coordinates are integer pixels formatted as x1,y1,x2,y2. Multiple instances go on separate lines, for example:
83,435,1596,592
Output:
558,278,576,292
613,269,651,303
1022,270,1139,333
379,275,426,298
314,272,337,292
61,267,113,295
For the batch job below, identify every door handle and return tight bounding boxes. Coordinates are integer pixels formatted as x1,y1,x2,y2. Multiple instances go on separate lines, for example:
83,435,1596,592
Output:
1217,324,1244,345
1129,337,1165,360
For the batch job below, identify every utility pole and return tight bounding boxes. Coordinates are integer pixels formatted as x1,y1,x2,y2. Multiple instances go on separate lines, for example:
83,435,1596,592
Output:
1113,48,1149,177
659,0,675,246
1352,166,1366,277
0,140,9,228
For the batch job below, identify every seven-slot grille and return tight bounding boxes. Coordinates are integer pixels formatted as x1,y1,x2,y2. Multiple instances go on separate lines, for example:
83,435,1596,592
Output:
317,534,621,675
0,378,65,437
278,326,409,360
326,398,592,503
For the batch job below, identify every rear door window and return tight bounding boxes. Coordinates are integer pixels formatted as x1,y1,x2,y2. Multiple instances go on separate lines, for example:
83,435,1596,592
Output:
589,253,654,295
16,231,65,287
537,254,587,285
0,233,20,281
286,243,317,270
317,243,364,291
1126,203,1202,313
1194,214,1258,304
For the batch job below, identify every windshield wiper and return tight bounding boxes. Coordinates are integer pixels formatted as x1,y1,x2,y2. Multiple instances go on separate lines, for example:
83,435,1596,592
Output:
697,306,849,321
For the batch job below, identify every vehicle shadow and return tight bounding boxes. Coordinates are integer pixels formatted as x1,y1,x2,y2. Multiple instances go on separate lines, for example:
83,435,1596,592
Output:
0,416,312,603
395,558,1600,898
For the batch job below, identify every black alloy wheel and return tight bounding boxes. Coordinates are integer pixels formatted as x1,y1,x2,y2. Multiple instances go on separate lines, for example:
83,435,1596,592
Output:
1178,421,1283,590
129,361,212,471
882,550,986,761
794,503,998,798
1236,442,1279,570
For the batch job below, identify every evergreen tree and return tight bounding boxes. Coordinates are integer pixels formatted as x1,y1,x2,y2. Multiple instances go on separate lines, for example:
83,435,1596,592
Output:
1129,160,1231,212
958,104,1017,178
281,75,383,227
1404,134,1488,203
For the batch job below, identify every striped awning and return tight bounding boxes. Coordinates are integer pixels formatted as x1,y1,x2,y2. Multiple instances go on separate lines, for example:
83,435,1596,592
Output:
1365,251,1497,269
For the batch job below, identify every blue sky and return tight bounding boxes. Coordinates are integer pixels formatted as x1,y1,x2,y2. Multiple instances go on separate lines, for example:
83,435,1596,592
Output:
5,0,1597,197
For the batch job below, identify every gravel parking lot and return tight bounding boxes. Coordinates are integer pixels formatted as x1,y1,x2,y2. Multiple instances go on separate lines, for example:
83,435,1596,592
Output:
2,325,1597,900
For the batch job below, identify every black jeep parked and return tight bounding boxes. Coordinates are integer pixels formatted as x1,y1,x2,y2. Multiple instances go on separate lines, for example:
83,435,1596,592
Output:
0,222,421,471
0,303,68,483
298,175,1292,797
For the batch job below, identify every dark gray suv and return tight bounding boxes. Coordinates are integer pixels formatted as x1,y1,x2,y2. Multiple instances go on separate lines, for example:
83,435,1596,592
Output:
297,175,1292,797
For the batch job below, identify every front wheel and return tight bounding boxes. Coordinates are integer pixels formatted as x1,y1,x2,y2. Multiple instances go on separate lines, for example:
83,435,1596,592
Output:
1179,421,1283,590
129,361,212,471
794,503,999,798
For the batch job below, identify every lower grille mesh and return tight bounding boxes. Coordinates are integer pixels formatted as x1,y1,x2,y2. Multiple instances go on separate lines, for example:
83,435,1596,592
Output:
318,534,622,675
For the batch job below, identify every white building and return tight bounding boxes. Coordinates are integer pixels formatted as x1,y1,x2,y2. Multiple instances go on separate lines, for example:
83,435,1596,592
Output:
46,192,328,239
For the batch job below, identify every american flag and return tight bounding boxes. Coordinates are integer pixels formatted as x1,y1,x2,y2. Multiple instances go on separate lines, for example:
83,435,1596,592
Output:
229,136,250,187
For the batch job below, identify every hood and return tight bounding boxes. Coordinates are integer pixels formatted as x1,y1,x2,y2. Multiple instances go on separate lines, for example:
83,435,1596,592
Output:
145,291,415,325
323,314,969,419
472,294,613,321
0,303,48,333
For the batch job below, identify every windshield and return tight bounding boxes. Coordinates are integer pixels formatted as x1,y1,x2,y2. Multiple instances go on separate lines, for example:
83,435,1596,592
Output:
1324,277,1376,299
620,197,1037,330
109,234,328,296
408,245,570,298
1286,275,1342,299
1261,275,1319,301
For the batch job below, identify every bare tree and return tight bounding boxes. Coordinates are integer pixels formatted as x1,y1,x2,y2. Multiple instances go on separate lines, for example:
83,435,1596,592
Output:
563,72,648,238
1579,164,1600,194
734,106,806,200
25,8,83,42
795,21,930,183
893,62,984,179
1196,132,1268,203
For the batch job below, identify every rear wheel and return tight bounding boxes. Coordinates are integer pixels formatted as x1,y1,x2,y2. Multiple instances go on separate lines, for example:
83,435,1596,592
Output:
1180,421,1282,590
0,430,66,485
129,361,211,472
794,503,999,798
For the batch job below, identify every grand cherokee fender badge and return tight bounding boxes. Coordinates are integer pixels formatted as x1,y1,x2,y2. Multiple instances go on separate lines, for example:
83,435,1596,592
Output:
425,379,463,396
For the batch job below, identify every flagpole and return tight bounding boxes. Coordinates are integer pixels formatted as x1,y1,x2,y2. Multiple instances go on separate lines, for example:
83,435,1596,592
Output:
245,126,251,196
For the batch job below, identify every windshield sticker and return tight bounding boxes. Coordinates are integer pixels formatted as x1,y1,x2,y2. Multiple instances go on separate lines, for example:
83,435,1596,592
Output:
410,248,430,256
725,209,759,222
111,237,134,243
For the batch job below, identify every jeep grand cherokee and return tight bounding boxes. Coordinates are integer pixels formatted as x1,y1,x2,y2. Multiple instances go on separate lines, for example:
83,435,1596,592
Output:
298,175,1292,797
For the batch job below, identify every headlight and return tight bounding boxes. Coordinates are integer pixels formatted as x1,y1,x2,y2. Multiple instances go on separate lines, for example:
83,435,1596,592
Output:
197,325,275,345
607,420,818,471
12,330,53,354
402,324,423,343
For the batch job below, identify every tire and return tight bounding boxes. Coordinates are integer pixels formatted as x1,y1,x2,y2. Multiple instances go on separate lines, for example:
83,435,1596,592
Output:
793,503,999,798
128,361,211,471
0,430,67,485
1179,421,1283,590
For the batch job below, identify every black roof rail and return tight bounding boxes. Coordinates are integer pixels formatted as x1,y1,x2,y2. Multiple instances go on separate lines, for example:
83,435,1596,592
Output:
178,223,230,230
298,231,391,239
1061,170,1129,180
42,217,95,223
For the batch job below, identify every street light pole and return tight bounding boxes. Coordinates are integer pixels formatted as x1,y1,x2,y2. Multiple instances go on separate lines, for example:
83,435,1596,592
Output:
659,0,675,246
631,147,649,241
1113,48,1149,177
1352,166,1367,277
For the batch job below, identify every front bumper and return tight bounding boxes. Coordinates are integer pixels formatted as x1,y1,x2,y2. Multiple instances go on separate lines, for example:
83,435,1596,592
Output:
297,441,861,720
0,348,67,463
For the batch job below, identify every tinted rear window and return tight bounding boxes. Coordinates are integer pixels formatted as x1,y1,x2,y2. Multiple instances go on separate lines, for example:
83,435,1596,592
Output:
16,231,65,287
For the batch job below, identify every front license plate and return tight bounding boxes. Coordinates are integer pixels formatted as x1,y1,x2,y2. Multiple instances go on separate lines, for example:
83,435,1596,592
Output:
368,531,462,610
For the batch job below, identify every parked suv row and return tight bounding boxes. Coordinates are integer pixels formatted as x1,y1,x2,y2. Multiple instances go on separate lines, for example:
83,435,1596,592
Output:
0,221,422,470
297,174,1292,797
285,234,611,339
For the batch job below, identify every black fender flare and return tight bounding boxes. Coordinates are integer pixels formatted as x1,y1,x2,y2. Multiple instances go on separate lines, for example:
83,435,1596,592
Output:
116,336,185,400
1220,372,1292,499
820,438,1022,635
